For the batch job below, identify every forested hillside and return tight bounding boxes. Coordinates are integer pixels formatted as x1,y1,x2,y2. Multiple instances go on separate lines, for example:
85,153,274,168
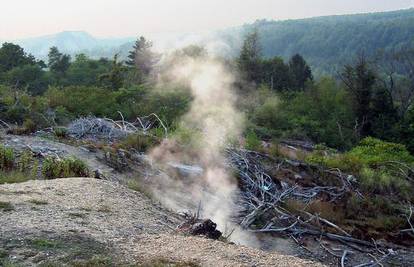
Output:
222,8,414,75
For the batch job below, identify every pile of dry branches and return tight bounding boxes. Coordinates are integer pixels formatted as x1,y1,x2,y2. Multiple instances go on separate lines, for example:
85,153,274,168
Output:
226,148,398,266
68,112,167,140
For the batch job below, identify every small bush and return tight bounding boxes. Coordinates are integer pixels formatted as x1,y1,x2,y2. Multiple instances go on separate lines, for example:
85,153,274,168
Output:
348,137,414,166
245,131,261,151
42,157,89,179
0,145,14,171
53,127,68,138
18,150,33,172
23,118,37,133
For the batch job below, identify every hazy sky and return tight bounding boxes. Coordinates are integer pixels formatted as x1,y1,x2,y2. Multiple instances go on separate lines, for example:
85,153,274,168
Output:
1,0,414,39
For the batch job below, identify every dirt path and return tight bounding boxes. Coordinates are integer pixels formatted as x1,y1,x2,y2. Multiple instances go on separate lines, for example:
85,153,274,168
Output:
0,178,324,266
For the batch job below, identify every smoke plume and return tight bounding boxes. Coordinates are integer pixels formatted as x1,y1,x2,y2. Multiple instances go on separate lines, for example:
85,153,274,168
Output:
148,52,258,246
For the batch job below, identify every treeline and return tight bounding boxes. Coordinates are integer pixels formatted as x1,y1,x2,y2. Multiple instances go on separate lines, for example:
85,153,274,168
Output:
1,31,414,155
222,8,414,75
0,37,191,130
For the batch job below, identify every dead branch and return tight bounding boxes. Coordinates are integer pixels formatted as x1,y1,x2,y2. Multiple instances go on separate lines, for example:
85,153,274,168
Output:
341,250,350,267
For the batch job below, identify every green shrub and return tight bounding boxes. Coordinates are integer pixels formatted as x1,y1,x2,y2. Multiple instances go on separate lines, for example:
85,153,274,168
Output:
306,137,414,197
18,150,33,172
348,137,414,166
53,127,68,138
0,145,14,171
245,131,261,151
42,157,89,179
23,118,37,133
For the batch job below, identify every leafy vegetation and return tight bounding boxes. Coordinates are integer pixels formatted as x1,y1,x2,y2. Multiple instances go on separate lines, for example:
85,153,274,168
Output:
42,157,89,179
0,145,15,171
307,137,414,198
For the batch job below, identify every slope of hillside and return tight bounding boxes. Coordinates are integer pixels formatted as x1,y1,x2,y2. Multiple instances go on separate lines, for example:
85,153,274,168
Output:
0,178,323,267
15,31,134,59
221,8,414,74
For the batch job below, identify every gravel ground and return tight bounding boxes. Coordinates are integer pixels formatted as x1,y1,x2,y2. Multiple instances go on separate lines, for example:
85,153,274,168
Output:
0,178,324,266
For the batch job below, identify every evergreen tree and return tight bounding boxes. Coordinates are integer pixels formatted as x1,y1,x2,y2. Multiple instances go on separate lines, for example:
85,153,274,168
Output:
289,54,313,90
48,46,71,76
340,56,376,138
238,30,262,83
126,37,153,70
99,54,126,90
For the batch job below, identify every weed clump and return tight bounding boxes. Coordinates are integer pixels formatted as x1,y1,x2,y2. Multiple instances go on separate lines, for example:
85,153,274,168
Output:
42,157,89,179
0,145,14,171
53,127,68,138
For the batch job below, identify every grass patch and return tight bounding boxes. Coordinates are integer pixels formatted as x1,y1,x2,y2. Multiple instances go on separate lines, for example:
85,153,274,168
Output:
30,239,61,250
0,201,14,211
0,170,33,184
42,156,89,179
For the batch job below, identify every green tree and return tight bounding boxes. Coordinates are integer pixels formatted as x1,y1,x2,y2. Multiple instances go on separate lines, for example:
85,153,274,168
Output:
340,56,376,138
5,65,48,95
125,36,155,83
0,43,37,73
238,30,262,83
48,46,71,77
65,54,112,86
289,54,313,90
260,57,291,91
99,54,126,90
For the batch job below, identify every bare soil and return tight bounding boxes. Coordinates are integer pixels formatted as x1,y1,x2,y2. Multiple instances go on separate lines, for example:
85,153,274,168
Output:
0,178,324,266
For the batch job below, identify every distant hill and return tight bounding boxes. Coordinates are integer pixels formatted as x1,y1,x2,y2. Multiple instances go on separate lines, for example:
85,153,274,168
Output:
5,8,414,74
223,8,414,75
14,31,135,59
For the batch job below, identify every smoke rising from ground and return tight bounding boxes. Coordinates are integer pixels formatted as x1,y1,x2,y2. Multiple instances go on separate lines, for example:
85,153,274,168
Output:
148,53,258,246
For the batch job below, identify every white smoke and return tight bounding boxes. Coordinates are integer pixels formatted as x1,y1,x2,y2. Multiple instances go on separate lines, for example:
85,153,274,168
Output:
147,52,259,247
